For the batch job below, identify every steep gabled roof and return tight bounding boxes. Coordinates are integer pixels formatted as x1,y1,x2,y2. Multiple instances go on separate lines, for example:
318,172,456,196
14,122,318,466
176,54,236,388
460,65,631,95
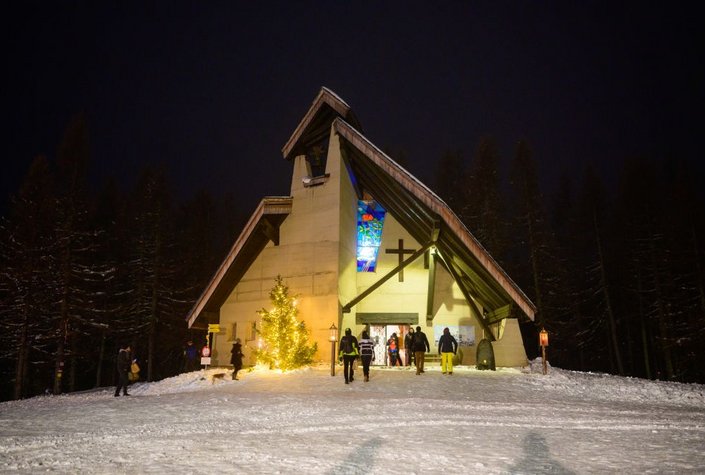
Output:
332,118,536,323
282,87,362,161
186,197,292,329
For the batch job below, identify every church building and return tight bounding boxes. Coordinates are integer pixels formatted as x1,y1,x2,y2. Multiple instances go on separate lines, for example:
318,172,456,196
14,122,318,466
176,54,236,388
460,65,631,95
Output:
186,87,536,368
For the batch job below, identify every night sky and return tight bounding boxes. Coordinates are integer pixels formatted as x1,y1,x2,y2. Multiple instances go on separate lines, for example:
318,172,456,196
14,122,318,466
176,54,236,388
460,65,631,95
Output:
5,2,702,215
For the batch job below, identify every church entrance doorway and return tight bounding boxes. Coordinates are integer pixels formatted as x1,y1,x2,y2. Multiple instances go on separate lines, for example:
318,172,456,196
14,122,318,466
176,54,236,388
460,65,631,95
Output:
369,324,412,366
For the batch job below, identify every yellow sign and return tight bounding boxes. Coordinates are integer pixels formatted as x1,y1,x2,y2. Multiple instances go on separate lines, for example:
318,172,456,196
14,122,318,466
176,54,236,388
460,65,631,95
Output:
208,324,221,333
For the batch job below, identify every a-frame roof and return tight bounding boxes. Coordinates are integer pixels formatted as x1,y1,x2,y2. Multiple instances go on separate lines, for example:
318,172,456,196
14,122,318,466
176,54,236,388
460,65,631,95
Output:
186,88,535,330
332,118,536,322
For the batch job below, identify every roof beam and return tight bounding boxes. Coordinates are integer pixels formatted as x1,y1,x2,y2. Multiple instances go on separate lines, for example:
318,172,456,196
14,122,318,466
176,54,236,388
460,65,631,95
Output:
434,250,496,341
260,217,280,246
426,251,438,320
485,304,515,324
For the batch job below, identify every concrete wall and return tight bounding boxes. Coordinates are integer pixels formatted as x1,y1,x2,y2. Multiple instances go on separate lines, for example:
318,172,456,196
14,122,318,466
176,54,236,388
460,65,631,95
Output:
214,126,528,368
216,129,347,367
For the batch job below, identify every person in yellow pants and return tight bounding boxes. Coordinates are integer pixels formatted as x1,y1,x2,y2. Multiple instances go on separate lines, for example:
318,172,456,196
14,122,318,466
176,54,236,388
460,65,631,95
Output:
438,327,458,374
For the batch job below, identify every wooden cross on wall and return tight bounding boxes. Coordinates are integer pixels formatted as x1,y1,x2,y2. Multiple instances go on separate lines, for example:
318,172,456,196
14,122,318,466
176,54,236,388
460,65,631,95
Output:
385,239,416,282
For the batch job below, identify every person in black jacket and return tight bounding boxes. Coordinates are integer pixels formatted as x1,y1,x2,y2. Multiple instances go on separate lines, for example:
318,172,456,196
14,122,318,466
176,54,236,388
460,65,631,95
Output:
358,330,375,382
338,328,359,384
438,327,458,374
230,339,244,380
413,326,430,375
114,344,132,397
404,327,415,366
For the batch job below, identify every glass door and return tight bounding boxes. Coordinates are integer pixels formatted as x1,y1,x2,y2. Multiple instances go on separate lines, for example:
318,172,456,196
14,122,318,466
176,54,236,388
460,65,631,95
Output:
369,324,411,366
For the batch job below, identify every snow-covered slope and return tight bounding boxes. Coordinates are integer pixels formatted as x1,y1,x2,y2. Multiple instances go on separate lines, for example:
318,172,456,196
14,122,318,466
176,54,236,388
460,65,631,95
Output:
1,362,703,474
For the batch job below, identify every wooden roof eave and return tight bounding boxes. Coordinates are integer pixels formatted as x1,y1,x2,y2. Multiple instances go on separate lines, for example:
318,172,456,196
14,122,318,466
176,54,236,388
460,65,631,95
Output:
282,86,361,161
332,117,536,321
185,196,293,328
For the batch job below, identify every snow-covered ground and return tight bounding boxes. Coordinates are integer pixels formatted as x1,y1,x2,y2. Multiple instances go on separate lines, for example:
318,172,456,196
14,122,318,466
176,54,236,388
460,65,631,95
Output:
1,361,704,474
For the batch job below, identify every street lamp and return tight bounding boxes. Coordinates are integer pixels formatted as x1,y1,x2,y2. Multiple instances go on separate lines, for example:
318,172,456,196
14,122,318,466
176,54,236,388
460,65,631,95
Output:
329,324,338,377
539,328,549,375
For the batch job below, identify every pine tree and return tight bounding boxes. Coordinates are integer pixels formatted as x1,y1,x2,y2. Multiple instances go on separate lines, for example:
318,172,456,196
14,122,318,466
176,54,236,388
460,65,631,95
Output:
466,137,507,261
0,155,58,399
123,165,186,382
434,150,468,221
254,276,317,370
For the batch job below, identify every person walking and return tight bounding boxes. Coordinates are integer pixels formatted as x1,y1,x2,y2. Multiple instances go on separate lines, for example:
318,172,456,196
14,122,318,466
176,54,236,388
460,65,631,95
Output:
230,338,244,380
404,327,415,366
338,328,359,384
184,340,199,372
358,330,375,382
413,326,430,375
114,344,132,397
438,327,458,374
387,332,402,367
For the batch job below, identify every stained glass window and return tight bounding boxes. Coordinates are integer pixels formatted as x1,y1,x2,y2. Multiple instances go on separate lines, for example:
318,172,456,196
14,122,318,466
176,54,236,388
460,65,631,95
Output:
357,200,386,272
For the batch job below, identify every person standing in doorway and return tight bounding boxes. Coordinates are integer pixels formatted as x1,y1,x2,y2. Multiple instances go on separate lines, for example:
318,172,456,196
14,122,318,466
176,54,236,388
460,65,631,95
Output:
404,327,415,367
387,332,402,367
438,327,458,374
338,328,359,384
230,338,244,380
413,326,430,375
114,344,131,397
358,330,375,382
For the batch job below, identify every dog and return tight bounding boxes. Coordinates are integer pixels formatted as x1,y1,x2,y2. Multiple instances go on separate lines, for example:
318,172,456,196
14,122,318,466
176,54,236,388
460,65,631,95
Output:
210,372,227,384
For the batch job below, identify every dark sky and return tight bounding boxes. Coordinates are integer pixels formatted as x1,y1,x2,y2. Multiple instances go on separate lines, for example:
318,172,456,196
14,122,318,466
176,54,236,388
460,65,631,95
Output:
5,2,702,215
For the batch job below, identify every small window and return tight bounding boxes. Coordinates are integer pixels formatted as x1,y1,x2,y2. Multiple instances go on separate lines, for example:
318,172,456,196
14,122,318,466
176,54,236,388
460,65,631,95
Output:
305,141,328,177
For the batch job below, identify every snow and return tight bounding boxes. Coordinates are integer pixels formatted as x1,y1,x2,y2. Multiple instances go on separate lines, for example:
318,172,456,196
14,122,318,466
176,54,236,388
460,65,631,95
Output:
1,361,704,474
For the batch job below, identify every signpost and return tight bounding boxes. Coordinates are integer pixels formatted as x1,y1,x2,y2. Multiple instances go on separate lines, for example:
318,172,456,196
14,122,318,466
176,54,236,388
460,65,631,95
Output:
201,324,221,368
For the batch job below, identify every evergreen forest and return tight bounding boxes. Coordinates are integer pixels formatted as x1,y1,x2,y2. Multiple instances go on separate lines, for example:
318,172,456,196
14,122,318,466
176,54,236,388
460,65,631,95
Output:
431,139,705,384
1,117,704,401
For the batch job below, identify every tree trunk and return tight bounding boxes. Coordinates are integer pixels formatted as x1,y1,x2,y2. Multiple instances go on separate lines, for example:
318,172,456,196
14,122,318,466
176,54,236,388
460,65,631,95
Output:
636,268,652,380
593,211,624,375
525,210,544,327
692,226,705,316
53,331,65,395
95,332,106,388
13,307,29,400
649,238,674,379
69,333,77,392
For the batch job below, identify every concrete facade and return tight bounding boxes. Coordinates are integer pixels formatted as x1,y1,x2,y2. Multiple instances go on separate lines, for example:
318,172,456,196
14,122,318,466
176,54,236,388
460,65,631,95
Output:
213,123,528,368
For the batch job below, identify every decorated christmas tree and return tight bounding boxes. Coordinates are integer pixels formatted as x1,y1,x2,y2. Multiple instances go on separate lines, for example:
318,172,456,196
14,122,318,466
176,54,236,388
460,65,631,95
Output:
253,275,317,370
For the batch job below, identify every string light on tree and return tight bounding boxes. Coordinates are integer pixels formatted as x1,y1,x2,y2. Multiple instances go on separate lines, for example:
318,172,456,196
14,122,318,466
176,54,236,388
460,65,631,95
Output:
253,275,317,370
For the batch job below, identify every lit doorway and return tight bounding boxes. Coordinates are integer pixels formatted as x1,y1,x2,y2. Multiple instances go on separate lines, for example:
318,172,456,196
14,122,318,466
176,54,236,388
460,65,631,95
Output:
369,324,411,366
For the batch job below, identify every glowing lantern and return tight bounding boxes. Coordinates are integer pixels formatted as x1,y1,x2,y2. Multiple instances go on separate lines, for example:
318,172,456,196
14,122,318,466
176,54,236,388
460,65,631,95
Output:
329,324,338,377
539,329,549,347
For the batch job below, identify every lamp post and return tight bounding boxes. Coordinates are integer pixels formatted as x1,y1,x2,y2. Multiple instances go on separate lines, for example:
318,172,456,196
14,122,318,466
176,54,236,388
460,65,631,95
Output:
329,324,338,377
539,328,549,375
